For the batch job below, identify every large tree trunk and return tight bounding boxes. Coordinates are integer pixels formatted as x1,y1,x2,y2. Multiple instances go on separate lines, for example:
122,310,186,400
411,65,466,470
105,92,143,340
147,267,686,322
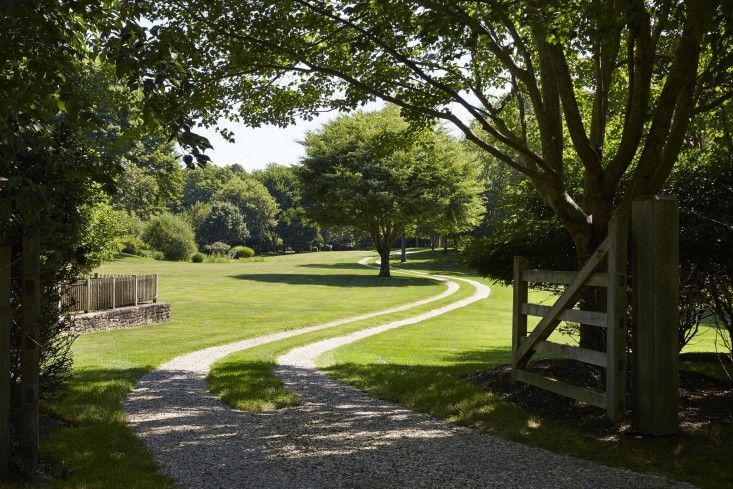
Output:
571,195,613,352
378,247,390,277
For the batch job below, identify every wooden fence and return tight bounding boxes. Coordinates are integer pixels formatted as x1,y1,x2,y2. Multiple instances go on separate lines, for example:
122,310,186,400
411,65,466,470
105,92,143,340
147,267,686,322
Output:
512,214,628,422
61,274,158,314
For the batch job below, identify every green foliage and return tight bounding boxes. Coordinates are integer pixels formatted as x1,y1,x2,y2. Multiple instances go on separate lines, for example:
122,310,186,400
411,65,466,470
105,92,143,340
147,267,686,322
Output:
203,253,231,263
203,241,231,255
252,163,301,210
461,176,576,282
112,146,184,218
276,207,321,252
300,107,483,275
196,201,249,246
191,252,205,263
83,199,129,267
142,213,197,261
120,237,150,257
182,165,234,208
231,246,255,259
214,176,279,250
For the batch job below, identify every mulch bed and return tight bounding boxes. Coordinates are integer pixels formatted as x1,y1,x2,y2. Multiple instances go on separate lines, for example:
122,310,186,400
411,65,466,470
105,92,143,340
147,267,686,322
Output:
468,356,733,437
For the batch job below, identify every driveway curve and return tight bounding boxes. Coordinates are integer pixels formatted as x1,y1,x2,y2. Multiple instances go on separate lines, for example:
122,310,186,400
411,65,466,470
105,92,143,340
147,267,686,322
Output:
124,254,692,489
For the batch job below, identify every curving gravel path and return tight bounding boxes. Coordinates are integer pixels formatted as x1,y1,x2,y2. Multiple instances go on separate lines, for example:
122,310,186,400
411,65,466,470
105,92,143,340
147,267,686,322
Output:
124,255,693,489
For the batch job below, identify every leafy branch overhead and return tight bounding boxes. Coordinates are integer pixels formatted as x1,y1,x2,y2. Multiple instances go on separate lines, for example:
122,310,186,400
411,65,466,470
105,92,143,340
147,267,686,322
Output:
130,0,731,258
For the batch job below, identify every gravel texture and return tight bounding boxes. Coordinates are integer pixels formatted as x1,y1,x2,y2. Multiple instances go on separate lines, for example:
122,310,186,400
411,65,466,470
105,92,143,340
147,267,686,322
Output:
124,257,693,489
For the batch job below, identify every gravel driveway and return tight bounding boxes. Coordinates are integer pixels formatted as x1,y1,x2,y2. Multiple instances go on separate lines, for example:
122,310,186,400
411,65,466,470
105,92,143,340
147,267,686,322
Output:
124,257,693,488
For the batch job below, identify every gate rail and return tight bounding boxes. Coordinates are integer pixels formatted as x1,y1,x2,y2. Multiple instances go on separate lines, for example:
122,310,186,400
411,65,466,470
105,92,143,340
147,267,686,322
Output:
511,214,628,421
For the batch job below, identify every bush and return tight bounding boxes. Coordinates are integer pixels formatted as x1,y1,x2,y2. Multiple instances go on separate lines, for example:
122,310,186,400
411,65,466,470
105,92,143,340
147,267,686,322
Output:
231,245,255,259
191,252,204,263
203,241,231,255
120,236,150,256
150,250,165,261
196,201,249,247
142,213,197,261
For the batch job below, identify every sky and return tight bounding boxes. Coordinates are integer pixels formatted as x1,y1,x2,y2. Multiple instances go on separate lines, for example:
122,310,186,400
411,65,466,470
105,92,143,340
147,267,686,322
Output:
196,100,473,171
197,112,339,171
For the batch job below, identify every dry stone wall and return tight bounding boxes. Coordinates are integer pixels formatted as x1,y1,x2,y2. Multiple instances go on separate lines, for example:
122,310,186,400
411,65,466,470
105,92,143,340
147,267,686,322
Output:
67,303,170,333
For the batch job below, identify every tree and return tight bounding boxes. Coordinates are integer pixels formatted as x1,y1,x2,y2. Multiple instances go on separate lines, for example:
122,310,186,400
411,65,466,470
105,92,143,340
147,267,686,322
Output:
299,107,474,276
182,165,233,208
196,201,250,246
214,176,279,250
276,206,321,252
252,163,301,211
420,134,485,249
138,0,732,347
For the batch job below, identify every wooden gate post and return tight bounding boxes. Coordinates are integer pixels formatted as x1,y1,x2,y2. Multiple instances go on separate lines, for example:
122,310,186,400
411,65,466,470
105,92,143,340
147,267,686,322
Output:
606,214,628,422
511,257,529,383
20,211,41,475
0,181,10,479
631,196,679,435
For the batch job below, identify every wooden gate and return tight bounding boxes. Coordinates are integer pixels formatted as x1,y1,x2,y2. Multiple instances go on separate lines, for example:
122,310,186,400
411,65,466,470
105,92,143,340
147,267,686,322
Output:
511,214,628,421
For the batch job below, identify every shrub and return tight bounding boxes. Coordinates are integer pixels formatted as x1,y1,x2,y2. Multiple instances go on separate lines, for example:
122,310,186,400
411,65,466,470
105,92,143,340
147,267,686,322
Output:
196,201,249,247
203,241,231,255
150,251,165,261
142,213,197,261
231,245,255,259
120,236,150,256
191,252,205,263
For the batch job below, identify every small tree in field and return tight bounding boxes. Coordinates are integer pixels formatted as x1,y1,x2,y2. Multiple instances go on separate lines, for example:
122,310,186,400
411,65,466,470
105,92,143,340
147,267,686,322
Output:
299,107,480,276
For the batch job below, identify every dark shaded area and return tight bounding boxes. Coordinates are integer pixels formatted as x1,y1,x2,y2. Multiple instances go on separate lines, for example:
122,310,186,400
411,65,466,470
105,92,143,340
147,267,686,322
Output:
230,272,435,287
298,262,373,270
326,357,732,488
469,358,733,436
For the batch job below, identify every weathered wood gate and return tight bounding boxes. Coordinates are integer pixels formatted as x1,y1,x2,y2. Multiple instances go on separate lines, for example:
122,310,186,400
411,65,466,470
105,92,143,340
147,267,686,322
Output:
511,214,628,422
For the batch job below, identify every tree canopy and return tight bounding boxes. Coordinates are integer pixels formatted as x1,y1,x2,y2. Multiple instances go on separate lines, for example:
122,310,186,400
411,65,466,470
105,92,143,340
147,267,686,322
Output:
300,107,482,276
134,0,732,261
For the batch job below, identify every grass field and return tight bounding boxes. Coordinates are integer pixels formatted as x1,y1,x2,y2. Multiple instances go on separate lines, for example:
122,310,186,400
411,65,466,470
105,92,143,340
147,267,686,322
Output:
207,250,730,488
16,249,730,488
34,251,444,488
317,251,732,489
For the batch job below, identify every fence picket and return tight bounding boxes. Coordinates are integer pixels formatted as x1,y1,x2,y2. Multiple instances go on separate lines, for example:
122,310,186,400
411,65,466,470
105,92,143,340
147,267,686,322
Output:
61,274,158,314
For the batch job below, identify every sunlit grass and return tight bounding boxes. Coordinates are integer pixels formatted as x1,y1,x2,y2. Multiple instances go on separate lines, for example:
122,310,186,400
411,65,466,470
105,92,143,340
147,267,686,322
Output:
31,251,444,488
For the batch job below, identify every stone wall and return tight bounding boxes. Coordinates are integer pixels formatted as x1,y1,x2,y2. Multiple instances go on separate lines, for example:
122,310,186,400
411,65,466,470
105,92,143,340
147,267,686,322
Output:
67,303,171,333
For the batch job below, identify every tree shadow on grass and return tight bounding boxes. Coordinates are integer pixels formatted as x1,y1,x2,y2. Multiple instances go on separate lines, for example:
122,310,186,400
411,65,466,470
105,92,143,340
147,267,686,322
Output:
298,262,374,271
41,367,178,488
229,273,436,287
321,353,732,489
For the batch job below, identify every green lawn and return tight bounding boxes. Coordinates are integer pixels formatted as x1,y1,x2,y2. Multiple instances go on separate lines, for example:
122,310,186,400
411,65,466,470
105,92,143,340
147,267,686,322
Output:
14,249,730,488
317,251,732,489
207,255,479,411
32,251,444,488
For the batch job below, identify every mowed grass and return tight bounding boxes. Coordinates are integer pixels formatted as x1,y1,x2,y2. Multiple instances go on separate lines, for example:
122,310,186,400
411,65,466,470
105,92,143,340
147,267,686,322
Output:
32,251,444,489
208,255,478,411
317,250,732,489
